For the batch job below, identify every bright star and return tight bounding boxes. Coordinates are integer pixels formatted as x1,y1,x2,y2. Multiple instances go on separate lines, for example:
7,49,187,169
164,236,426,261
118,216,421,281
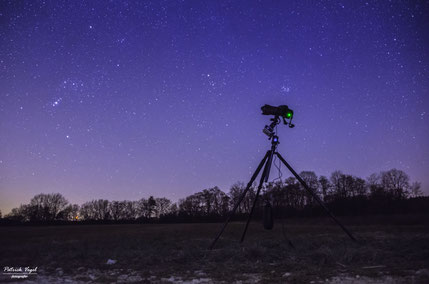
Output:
52,98,62,107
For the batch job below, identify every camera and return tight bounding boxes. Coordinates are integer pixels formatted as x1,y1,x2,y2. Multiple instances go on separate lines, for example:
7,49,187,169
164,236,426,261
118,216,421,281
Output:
261,104,295,129
261,104,294,120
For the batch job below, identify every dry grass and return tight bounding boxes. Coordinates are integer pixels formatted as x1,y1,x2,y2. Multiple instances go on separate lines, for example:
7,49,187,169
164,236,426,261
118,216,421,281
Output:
0,217,428,283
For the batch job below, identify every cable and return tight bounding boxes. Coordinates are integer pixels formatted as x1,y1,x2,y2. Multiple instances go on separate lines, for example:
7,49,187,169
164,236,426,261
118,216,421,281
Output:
272,156,282,182
272,124,282,182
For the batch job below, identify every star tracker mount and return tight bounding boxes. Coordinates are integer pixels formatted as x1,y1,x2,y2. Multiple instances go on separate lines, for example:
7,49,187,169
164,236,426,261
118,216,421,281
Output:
209,105,356,249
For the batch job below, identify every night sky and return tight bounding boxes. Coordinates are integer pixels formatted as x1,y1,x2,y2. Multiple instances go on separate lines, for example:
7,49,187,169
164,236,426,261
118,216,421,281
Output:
1,1,428,214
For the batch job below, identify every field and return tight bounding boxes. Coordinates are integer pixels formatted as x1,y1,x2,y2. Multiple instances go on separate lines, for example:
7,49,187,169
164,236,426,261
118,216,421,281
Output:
1,216,429,283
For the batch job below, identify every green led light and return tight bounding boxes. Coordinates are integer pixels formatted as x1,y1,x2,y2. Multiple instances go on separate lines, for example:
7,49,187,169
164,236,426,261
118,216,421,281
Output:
286,112,291,118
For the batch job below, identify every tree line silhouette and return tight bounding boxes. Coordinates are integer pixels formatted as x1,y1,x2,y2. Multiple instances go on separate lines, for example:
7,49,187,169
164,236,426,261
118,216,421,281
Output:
1,168,428,224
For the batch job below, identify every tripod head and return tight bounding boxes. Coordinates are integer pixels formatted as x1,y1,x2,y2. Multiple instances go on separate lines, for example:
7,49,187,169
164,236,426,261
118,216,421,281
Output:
261,104,295,139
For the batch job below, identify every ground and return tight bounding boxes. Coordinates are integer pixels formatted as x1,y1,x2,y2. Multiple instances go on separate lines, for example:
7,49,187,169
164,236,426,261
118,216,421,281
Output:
0,216,428,283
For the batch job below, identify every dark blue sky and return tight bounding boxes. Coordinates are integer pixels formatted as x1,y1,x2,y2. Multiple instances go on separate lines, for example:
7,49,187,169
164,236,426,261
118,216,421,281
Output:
1,0,428,214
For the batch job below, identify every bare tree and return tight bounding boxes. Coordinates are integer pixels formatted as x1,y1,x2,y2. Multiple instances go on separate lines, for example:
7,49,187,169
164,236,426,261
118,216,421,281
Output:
121,201,138,219
80,202,95,220
318,176,331,201
330,170,347,198
381,169,410,199
178,194,203,216
264,181,286,209
228,182,255,214
409,182,423,197
4,205,29,221
300,171,319,205
367,173,387,197
109,201,124,221
341,175,367,197
210,187,229,215
57,204,80,221
367,173,380,187
70,204,80,220
94,199,110,220
138,196,157,218
353,177,367,196
201,189,214,215
198,187,227,215
27,193,69,221
228,182,246,214
50,193,69,220
79,199,110,220
155,198,172,217
169,203,178,216
283,177,303,208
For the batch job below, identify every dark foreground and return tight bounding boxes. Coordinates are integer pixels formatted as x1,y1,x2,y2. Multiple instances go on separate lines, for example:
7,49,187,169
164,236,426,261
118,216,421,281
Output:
1,216,429,283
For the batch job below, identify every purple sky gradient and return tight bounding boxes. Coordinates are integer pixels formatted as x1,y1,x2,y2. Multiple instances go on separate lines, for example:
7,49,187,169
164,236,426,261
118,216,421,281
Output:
1,1,428,214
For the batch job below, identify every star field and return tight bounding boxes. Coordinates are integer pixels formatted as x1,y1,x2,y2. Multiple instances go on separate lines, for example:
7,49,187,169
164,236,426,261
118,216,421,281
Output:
0,1,428,214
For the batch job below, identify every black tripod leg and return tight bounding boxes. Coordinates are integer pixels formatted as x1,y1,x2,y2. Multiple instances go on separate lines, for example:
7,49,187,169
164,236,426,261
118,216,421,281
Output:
275,153,357,242
209,151,270,250
240,152,271,243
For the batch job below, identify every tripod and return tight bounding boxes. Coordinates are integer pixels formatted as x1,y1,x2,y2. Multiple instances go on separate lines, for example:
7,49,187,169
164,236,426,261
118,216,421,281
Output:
209,116,356,249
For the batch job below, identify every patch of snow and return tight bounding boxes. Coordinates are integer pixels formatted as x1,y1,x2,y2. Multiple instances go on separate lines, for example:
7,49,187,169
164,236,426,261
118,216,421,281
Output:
189,278,212,283
127,275,143,282
282,272,292,277
106,258,117,265
161,276,181,282
328,274,413,283
416,269,429,276
194,270,206,277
